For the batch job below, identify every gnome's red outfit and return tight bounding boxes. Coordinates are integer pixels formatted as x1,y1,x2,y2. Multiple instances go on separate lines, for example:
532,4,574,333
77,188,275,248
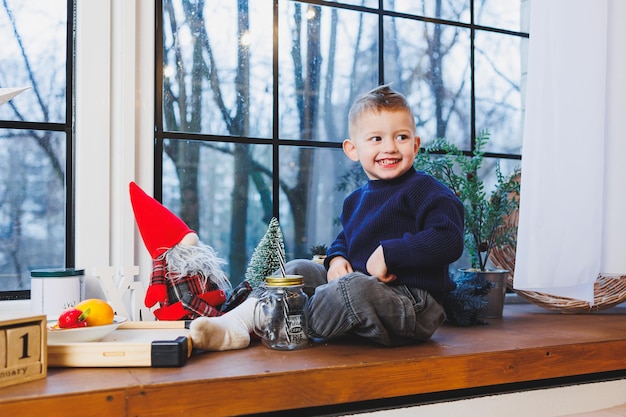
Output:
129,182,232,320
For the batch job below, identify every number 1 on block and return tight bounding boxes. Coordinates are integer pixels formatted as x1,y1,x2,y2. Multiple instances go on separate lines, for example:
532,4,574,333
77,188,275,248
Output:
6,324,41,368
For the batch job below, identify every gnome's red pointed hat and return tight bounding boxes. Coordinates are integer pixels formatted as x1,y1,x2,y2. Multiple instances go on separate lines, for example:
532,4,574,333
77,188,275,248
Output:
129,181,194,259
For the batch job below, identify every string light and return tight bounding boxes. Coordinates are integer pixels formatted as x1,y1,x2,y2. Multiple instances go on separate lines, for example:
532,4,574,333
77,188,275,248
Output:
240,30,251,47
163,65,175,78
305,6,316,20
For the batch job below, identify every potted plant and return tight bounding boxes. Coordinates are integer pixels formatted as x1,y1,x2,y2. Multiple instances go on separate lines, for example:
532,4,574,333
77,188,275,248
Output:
310,244,328,265
414,130,520,318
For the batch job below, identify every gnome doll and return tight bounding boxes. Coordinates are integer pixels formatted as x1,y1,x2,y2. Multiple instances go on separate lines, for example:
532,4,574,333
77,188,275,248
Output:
129,181,233,320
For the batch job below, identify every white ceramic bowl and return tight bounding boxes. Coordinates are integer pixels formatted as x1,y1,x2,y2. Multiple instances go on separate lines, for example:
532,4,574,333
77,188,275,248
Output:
47,316,127,344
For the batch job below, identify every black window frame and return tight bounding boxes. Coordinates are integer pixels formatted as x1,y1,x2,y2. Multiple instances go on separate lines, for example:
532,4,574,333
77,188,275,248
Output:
0,0,76,301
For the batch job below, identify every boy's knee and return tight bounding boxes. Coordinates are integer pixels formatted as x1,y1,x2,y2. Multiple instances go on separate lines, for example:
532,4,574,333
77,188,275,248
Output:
285,258,324,274
340,273,382,297
285,259,327,295
308,273,372,311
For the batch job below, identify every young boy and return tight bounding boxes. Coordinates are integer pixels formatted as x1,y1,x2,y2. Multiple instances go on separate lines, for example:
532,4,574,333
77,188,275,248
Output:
190,85,464,350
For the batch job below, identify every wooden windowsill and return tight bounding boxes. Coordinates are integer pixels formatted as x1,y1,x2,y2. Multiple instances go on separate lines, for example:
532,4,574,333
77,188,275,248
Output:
1,303,626,417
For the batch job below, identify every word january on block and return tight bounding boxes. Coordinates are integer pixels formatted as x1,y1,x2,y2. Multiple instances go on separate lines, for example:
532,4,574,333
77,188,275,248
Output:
0,315,47,388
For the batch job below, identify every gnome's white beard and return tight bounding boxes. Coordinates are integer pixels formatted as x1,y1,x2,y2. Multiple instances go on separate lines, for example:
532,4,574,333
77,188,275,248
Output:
163,244,232,292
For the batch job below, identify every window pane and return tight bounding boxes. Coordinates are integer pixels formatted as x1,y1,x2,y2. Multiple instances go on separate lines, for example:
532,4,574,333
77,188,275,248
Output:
161,142,361,285
475,0,523,32
162,139,274,285
0,0,67,123
278,146,356,259
384,16,472,149
383,0,471,23
162,0,274,138
475,30,524,154
278,2,379,141
0,130,66,291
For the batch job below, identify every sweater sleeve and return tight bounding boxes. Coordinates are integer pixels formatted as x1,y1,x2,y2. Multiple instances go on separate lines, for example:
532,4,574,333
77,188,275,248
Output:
325,229,349,269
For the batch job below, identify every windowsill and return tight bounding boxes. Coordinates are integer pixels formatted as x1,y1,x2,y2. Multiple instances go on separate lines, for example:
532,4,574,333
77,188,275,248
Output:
0,299,31,318
1,302,626,416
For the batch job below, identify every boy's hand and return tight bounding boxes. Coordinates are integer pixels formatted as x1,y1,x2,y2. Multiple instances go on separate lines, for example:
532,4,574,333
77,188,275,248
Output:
367,245,397,284
327,256,353,281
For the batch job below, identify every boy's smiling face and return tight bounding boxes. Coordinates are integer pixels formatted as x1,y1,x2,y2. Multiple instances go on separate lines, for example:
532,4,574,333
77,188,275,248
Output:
343,109,420,181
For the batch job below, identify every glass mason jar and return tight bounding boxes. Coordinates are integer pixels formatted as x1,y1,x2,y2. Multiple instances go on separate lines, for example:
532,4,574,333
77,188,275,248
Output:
253,275,309,350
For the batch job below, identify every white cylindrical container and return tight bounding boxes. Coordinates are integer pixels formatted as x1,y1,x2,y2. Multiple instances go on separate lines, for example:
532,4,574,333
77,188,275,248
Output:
30,268,85,320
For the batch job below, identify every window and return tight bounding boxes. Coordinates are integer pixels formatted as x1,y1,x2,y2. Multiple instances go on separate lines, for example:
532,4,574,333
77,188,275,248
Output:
0,0,74,300
156,0,528,285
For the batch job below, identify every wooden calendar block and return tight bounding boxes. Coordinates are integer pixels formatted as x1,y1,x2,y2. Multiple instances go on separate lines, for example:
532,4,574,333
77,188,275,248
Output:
0,330,6,367
0,315,47,388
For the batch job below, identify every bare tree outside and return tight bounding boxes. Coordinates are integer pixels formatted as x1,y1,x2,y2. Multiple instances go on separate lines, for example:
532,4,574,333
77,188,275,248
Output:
0,0,69,293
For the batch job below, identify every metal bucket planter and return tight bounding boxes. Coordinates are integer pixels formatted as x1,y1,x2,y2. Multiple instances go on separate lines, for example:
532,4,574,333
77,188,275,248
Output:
479,269,508,318
460,269,509,319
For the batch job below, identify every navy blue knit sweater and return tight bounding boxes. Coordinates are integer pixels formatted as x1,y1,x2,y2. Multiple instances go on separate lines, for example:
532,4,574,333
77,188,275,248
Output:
326,167,464,300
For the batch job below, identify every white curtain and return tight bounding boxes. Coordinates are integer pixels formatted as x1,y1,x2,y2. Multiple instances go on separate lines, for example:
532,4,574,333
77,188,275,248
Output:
514,0,626,303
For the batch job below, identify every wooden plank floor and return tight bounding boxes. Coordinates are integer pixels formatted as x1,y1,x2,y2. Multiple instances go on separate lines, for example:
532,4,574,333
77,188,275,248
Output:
2,302,626,417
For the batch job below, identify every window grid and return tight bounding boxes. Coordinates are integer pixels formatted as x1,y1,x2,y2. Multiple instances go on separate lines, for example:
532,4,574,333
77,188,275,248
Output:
0,0,75,300
154,0,527,197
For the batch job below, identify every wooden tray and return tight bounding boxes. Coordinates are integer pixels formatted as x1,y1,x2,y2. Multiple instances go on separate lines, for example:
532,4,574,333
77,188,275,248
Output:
47,320,192,368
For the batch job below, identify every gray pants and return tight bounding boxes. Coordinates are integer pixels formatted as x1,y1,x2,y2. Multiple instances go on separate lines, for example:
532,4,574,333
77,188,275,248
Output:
284,259,446,346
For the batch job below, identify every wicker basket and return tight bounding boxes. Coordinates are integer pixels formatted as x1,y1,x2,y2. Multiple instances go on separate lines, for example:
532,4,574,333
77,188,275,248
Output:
491,240,626,313
490,197,626,313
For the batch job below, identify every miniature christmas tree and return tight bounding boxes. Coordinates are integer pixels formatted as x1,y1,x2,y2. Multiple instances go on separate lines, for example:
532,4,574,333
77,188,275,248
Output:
244,217,286,288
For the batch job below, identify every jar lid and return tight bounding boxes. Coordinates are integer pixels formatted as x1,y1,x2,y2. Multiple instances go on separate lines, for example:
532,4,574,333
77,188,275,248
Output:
30,268,85,277
265,275,304,287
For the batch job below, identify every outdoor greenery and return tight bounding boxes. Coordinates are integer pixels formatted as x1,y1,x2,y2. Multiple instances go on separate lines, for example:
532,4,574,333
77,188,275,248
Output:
309,244,328,257
414,131,520,271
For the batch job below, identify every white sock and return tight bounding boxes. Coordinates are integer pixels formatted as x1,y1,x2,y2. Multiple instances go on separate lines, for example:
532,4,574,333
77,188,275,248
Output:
189,297,257,351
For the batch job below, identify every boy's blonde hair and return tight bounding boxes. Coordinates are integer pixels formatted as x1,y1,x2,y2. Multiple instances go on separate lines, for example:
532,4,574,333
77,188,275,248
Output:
348,84,415,137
